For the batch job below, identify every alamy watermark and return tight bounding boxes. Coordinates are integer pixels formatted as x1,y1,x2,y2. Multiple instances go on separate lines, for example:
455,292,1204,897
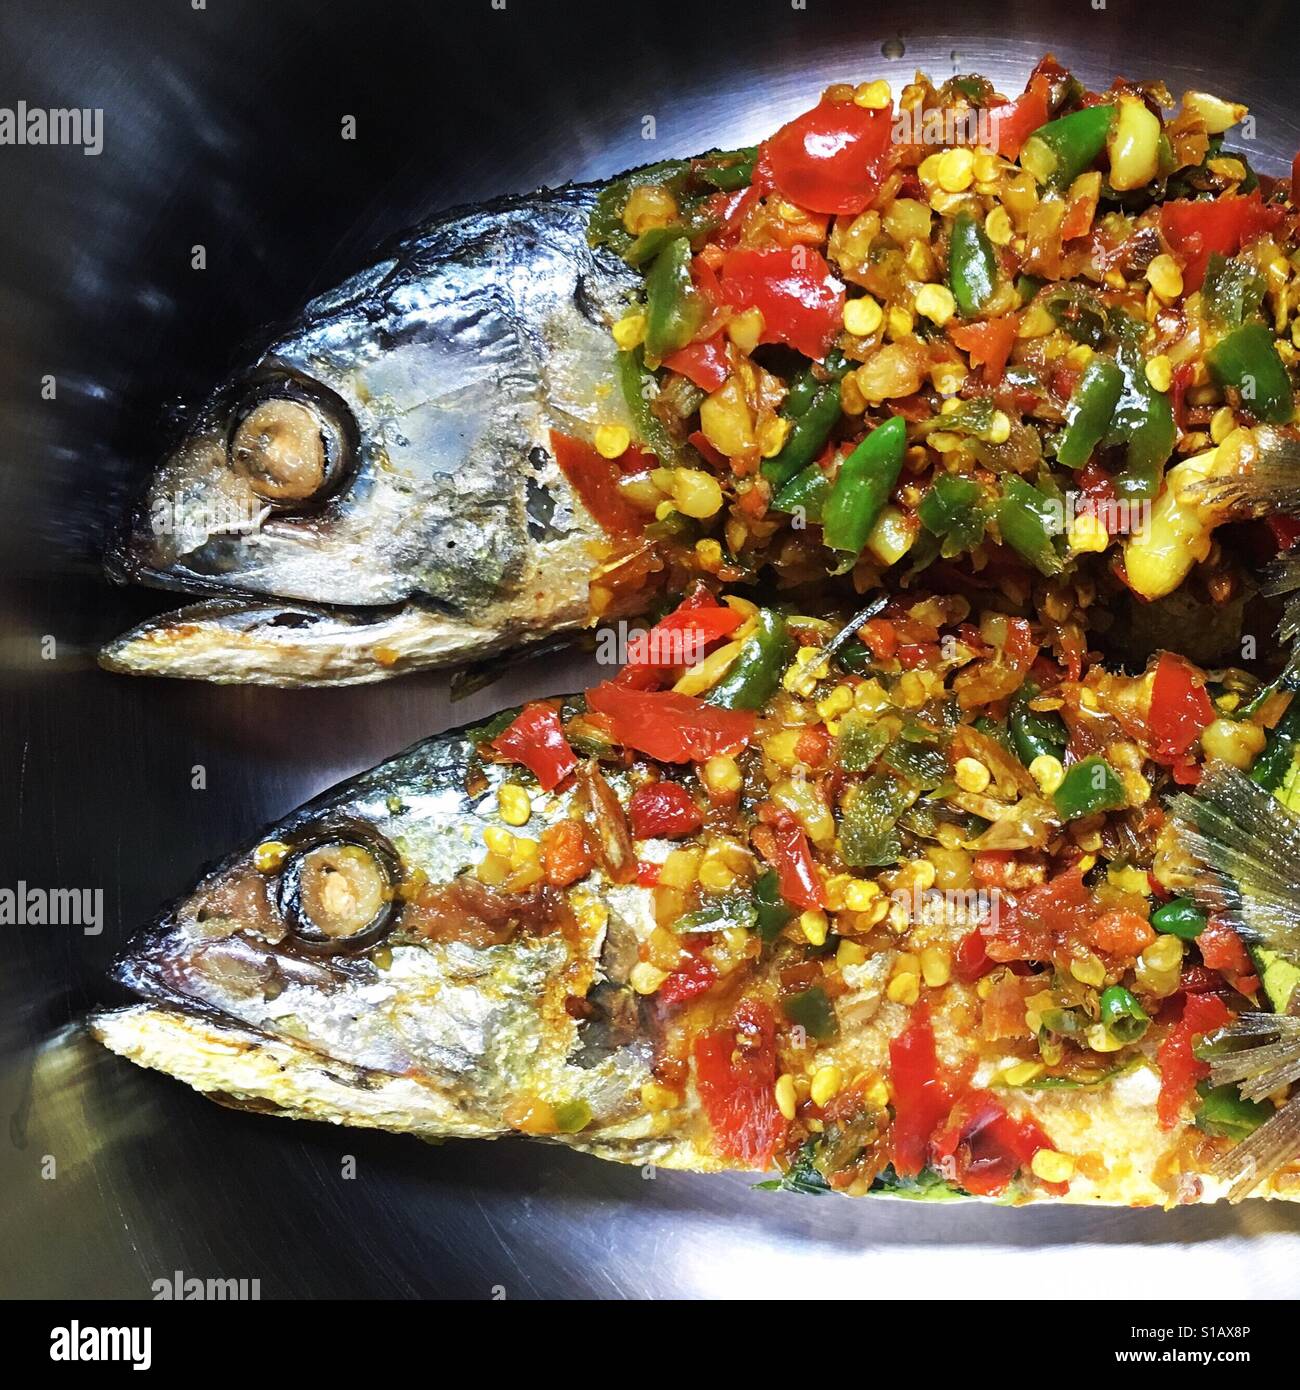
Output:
890,883,1002,929
1,883,102,934
50,1323,150,1370
0,102,102,156
891,105,1006,151
596,620,712,669
150,492,269,545
152,1270,261,1300
1043,491,1152,540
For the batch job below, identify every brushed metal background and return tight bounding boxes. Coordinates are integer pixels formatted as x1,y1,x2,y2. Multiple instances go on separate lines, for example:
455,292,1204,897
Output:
2,0,1299,1298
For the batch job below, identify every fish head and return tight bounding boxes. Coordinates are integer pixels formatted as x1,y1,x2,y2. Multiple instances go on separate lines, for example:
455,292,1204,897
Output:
93,718,705,1166
102,186,643,683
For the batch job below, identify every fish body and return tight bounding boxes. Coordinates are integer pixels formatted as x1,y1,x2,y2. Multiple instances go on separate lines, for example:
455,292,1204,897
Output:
92,699,1298,1204
102,184,643,685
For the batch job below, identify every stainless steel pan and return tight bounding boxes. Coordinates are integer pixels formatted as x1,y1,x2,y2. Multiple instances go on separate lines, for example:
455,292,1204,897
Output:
3,0,1298,1298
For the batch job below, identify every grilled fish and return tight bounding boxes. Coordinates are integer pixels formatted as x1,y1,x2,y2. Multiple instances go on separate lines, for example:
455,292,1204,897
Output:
101,185,644,686
91,697,1300,1204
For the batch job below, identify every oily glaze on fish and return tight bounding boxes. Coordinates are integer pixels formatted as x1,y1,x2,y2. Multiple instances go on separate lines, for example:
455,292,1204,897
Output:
101,185,644,685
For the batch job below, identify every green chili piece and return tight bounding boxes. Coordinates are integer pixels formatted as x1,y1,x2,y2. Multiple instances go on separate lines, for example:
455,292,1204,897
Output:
1016,273,1045,305
616,349,683,465
587,158,693,249
917,473,987,555
835,640,873,676
881,739,950,790
695,146,758,190
1251,697,1300,790
948,209,999,317
761,381,844,487
706,609,794,711
1056,355,1124,468
1202,253,1268,329
782,986,839,1041
839,774,915,868
643,235,708,361
1194,1083,1271,1141
771,461,831,522
996,476,1064,576
1206,321,1295,425
783,350,849,417
1105,341,1176,500
1053,755,1126,819
674,894,760,935
754,868,793,942
821,417,907,554
1009,680,1068,766
1019,105,1116,189
1150,896,1207,940
1099,985,1149,1043
973,715,1015,755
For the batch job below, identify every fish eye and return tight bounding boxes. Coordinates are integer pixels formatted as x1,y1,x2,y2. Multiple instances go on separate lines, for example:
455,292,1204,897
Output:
276,825,401,954
227,375,358,508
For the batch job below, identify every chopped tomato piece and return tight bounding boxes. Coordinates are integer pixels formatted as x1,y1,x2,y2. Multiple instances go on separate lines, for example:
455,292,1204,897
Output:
492,703,577,792
896,641,940,669
617,593,743,687
931,1090,1062,1196
1159,191,1285,292
549,429,643,539
948,315,1019,385
586,682,755,763
985,867,1099,964
1198,918,1254,977
794,725,831,768
859,617,898,659
1149,653,1214,762
955,929,994,982
1157,992,1234,1129
693,1001,787,1167
764,97,895,215
539,820,594,888
628,781,704,839
1088,909,1155,957
761,814,826,911
687,428,728,468
888,1005,952,1177
718,246,845,360
993,75,1052,160
658,954,719,1009
635,859,661,887
662,334,730,392
974,851,1016,889
1060,180,1099,240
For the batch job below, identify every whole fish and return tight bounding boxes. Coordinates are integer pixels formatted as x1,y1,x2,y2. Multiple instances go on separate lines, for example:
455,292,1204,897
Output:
90,697,1300,1205
101,184,645,686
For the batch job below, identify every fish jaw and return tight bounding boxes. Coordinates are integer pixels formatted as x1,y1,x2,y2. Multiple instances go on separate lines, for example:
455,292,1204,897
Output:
104,182,642,678
98,529,605,687
91,1005,509,1140
92,712,713,1166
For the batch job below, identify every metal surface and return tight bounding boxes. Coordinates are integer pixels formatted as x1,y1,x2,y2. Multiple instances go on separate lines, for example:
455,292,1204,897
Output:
3,0,1300,1299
